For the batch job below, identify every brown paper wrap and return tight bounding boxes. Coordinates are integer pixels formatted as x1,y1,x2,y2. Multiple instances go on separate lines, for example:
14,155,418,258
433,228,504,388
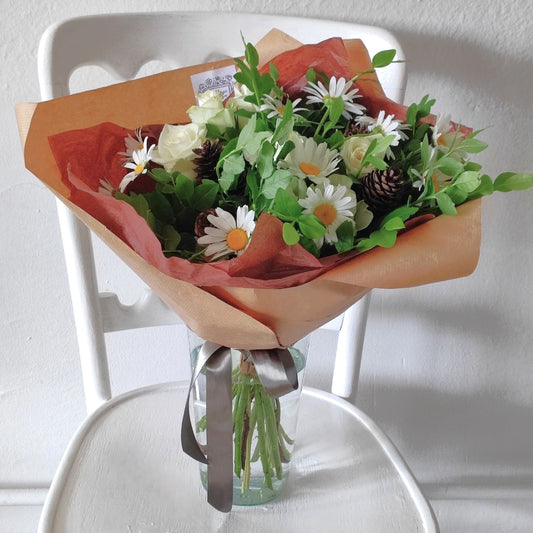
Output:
16,30,481,349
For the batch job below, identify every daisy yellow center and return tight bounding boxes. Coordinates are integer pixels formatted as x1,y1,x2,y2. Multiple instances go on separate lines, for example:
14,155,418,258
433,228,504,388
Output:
137,142,144,150
134,162,144,174
276,105,285,114
313,203,337,226
437,135,447,146
226,228,248,252
299,162,322,176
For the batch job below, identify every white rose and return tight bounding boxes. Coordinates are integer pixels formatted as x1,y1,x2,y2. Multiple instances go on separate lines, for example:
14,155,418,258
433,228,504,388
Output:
187,90,234,132
151,123,206,179
340,134,384,177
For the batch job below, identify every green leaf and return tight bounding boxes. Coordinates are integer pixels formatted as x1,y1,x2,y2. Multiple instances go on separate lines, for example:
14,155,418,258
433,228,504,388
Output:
271,100,294,145
372,49,396,68
469,174,494,199
237,114,256,149
246,169,260,203
325,96,345,126
298,215,326,239
459,137,488,153
220,152,245,191
445,185,468,205
191,180,219,211
305,68,316,83
257,141,275,179
435,156,464,176
276,140,295,161
435,191,457,215
382,216,405,231
374,134,396,154
454,170,481,193
335,221,355,253
406,103,418,128
160,224,181,251
269,61,279,82
245,42,259,69
273,189,302,220
365,155,388,170
299,236,320,257
368,228,398,248
493,172,533,192
149,168,173,184
282,223,300,245
145,191,175,224
261,169,293,199
174,174,194,202
381,205,419,225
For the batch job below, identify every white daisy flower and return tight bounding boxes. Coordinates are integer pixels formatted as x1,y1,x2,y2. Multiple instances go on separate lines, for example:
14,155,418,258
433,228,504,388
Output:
283,136,340,183
358,111,410,148
119,137,155,192
298,181,358,248
119,127,145,162
197,206,256,261
260,94,305,120
304,76,365,119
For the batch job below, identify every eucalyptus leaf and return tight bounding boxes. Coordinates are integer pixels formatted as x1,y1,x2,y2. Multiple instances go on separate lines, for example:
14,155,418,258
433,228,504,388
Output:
220,153,245,192
261,169,293,199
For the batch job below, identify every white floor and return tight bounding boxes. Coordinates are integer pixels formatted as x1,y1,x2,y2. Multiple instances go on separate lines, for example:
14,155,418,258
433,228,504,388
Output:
3,499,533,533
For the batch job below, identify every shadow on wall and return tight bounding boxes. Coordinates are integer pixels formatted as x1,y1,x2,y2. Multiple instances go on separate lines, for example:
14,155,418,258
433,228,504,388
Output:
357,378,533,488
393,29,532,110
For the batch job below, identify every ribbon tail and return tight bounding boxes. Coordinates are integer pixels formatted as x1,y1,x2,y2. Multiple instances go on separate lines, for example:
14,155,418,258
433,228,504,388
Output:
205,347,233,512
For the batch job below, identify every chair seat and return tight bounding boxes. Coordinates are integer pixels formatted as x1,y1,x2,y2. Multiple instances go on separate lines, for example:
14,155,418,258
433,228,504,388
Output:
39,382,437,532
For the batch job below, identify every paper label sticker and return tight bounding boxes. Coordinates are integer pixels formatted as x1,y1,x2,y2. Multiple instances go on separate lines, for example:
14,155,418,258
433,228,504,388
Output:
190,65,237,102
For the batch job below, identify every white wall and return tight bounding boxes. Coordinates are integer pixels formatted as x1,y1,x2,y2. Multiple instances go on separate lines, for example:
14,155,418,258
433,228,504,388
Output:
2,0,533,530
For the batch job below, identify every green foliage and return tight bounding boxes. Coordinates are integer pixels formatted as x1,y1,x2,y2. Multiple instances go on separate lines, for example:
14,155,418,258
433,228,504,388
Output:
112,39,533,262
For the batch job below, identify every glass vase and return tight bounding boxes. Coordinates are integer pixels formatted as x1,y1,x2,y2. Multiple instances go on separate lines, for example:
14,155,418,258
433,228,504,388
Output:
188,330,308,506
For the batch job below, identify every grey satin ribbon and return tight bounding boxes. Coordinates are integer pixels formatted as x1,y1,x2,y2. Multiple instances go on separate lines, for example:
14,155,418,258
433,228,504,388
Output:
181,342,298,513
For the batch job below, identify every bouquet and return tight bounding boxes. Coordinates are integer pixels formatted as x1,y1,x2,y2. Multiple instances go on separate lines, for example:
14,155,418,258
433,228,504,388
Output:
17,29,533,511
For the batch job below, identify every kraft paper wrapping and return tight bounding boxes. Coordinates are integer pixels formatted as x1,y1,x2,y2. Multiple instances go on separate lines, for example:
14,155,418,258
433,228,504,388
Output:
16,30,481,349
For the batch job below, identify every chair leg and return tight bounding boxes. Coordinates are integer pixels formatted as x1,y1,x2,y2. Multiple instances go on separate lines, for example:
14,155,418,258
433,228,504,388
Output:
331,292,372,399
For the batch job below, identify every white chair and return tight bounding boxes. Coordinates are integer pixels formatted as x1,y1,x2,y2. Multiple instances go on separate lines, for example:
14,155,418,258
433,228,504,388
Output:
36,12,437,532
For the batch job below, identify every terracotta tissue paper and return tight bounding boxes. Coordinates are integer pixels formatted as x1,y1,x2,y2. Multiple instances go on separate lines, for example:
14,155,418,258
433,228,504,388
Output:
16,29,482,350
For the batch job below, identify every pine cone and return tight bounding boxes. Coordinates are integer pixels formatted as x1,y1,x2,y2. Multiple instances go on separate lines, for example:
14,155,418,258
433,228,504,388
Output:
194,208,217,237
192,139,223,182
361,168,409,214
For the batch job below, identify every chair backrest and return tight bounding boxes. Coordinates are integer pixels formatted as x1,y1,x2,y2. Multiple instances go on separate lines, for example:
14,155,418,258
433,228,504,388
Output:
38,12,406,414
